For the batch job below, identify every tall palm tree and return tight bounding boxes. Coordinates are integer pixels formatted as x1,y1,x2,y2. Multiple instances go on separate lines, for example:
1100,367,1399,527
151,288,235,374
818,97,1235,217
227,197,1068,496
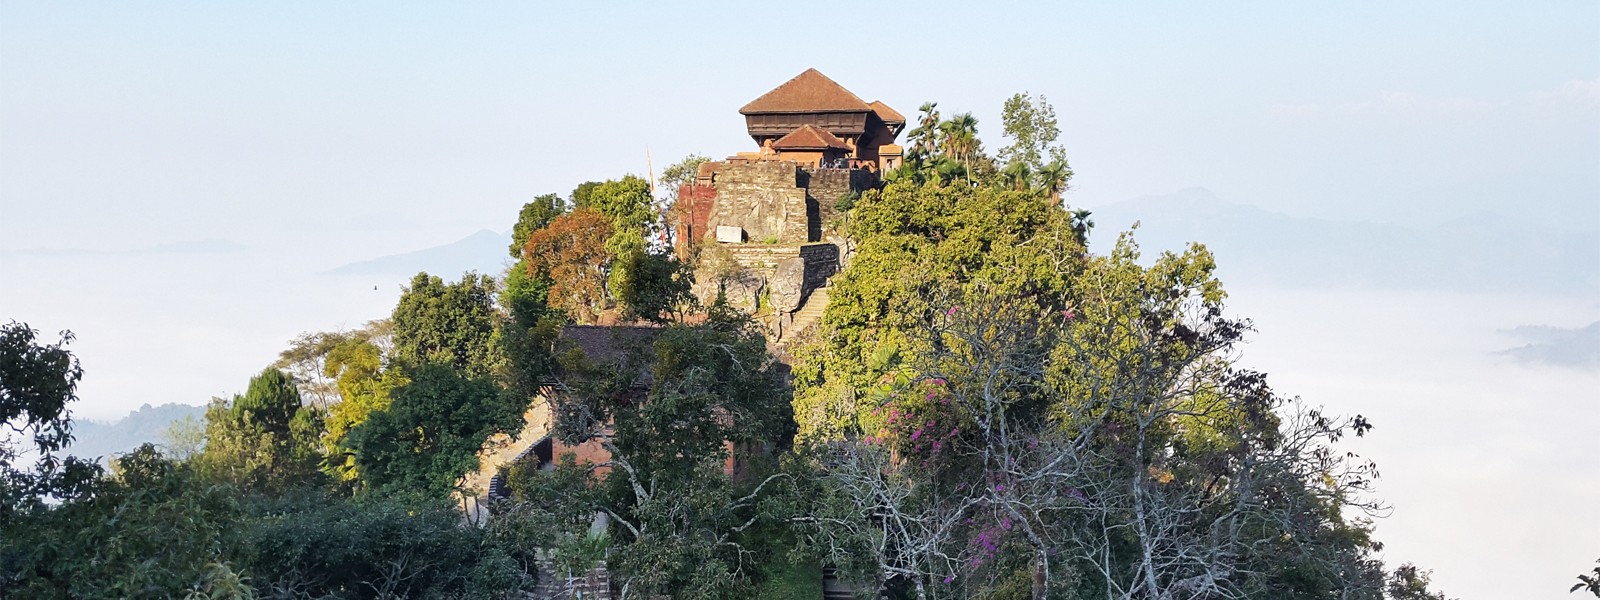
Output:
1037,159,1072,204
1069,208,1094,246
1001,161,1031,191
908,102,941,156
939,113,979,185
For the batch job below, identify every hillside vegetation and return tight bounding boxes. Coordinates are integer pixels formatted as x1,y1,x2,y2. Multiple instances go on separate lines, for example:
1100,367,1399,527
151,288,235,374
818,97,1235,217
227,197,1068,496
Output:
0,94,1500,600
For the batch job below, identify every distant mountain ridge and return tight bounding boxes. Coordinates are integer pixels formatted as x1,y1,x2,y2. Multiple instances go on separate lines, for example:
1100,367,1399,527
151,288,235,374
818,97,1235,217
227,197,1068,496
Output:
320,192,1599,295
1086,188,1599,295
323,229,512,278
67,402,207,464
1497,322,1600,368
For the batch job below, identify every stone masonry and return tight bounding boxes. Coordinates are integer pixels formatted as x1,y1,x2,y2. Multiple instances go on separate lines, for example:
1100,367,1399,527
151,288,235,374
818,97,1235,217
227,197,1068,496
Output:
705,161,811,244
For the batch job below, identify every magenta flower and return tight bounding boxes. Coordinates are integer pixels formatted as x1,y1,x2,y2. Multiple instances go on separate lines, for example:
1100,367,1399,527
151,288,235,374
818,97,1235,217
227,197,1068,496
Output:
946,306,959,316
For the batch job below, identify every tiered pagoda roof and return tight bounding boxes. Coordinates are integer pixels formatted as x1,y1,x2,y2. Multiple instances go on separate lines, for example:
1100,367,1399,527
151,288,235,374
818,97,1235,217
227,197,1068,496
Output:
772,124,849,150
739,68,872,114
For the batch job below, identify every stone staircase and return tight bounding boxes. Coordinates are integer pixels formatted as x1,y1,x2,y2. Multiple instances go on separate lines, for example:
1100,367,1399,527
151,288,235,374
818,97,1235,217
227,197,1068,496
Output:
783,286,830,341
457,404,551,525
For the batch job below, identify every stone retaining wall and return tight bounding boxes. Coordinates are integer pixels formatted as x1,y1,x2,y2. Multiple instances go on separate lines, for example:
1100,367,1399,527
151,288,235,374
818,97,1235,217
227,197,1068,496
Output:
707,161,810,244
802,167,875,226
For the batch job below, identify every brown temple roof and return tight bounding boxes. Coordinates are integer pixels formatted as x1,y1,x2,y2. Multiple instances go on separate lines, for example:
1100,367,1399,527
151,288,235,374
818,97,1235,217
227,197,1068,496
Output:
868,100,905,124
559,325,661,385
772,124,849,150
740,68,872,114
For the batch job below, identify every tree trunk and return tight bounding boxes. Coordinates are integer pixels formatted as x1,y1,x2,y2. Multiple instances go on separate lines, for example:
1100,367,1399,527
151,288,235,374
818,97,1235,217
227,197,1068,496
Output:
1032,549,1048,600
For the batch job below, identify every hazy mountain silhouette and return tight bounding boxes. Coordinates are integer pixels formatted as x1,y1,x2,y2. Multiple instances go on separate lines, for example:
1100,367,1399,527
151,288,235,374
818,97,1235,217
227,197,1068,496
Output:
1497,322,1600,369
1086,188,1599,294
67,402,207,464
322,229,511,278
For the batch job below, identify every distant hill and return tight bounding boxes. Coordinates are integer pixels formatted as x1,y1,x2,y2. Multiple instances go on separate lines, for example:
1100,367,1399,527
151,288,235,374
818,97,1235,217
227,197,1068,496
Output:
1497,322,1600,369
323,229,512,278
1086,188,1600,295
67,402,207,464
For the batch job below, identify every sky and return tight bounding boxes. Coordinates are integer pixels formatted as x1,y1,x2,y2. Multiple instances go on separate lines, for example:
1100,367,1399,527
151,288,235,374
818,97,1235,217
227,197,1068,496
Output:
2,1,1597,598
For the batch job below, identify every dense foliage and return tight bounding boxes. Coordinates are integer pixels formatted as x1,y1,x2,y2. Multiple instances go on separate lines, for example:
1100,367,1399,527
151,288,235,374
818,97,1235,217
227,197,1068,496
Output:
0,322,99,523
0,94,1472,599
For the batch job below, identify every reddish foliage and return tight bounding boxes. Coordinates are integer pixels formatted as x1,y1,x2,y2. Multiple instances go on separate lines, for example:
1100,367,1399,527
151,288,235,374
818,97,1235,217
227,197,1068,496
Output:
524,208,614,322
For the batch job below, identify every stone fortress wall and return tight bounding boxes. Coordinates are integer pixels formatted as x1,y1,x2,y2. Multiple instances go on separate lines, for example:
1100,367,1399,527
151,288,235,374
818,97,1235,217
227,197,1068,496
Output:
679,159,872,340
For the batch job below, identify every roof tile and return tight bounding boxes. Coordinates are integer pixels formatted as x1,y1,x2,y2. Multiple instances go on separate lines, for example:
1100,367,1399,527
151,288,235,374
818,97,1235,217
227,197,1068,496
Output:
772,124,849,150
868,100,906,124
740,68,872,114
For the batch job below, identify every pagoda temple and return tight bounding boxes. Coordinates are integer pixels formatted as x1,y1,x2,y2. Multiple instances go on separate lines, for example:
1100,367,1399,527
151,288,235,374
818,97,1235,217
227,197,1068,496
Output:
734,68,905,171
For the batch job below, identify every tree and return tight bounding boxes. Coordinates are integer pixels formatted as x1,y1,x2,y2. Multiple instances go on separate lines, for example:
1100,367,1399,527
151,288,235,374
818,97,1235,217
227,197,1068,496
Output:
1388,563,1455,600
274,320,394,410
1037,159,1072,205
792,177,1395,599
525,208,615,323
609,248,695,324
0,322,100,523
938,112,980,185
0,444,250,599
348,364,521,497
520,311,799,598
391,272,503,377
1574,559,1600,597
659,154,711,249
575,175,655,256
510,193,568,259
997,92,1067,177
908,102,942,156
569,180,603,209
196,368,323,491
320,336,409,483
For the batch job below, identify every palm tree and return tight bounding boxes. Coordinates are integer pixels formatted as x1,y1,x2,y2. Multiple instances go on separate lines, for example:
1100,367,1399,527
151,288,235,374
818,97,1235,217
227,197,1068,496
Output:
938,113,979,185
1037,159,1072,204
1001,161,1031,191
1069,208,1094,246
908,102,941,156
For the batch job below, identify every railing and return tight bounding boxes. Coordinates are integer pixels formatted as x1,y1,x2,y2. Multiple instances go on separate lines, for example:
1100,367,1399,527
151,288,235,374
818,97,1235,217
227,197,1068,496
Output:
812,158,877,171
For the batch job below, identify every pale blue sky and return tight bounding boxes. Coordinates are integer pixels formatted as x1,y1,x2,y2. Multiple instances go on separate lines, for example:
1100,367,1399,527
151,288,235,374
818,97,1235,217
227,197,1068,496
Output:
2,4,1597,597
3,1,1596,259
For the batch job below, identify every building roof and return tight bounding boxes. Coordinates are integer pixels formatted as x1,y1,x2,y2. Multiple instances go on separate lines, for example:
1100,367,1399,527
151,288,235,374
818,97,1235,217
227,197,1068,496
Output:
868,100,905,124
560,325,661,385
740,68,872,114
771,124,849,150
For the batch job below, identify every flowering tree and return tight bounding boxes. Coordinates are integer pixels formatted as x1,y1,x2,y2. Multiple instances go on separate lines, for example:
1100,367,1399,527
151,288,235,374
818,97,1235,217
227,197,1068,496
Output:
793,174,1399,599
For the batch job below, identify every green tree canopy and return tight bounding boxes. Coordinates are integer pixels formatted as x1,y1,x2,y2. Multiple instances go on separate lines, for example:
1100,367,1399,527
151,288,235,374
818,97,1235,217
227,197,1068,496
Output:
196,368,323,492
0,322,100,523
391,272,503,377
347,364,521,497
515,310,798,598
509,193,567,259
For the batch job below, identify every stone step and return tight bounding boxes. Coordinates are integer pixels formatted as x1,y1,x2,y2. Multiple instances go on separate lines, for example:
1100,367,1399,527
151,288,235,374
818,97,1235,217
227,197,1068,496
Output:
785,287,831,339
